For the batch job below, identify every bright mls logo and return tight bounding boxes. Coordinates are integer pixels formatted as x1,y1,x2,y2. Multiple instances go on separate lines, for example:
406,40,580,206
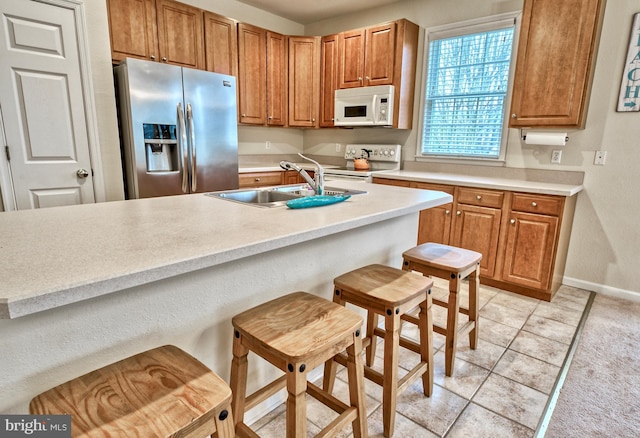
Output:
0,415,70,437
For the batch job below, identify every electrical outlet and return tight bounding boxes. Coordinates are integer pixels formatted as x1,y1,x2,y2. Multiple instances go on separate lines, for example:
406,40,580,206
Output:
265,140,271,150
594,150,607,165
335,143,341,152
551,150,562,164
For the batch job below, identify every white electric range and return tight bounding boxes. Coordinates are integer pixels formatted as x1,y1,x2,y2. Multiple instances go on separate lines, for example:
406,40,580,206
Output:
323,144,402,183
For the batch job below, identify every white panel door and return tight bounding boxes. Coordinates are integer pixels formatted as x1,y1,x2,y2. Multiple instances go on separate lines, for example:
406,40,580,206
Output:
0,0,95,209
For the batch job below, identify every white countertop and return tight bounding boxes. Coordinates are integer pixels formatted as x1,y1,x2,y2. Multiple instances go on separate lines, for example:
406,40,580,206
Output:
374,170,583,197
0,181,451,319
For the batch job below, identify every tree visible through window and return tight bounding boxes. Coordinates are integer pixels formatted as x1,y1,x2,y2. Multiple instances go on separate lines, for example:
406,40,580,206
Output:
421,22,515,159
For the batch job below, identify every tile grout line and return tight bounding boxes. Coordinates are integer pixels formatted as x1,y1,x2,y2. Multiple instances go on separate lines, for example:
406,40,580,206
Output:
533,290,596,438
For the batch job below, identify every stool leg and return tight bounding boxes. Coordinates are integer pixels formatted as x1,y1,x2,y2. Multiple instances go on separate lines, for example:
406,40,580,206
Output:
445,273,461,377
214,400,236,438
322,355,338,394
230,331,249,427
469,263,480,350
366,311,378,367
382,307,400,437
286,363,308,438
346,329,368,438
419,297,434,397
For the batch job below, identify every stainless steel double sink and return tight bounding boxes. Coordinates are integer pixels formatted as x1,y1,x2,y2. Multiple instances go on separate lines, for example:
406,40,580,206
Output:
207,183,366,207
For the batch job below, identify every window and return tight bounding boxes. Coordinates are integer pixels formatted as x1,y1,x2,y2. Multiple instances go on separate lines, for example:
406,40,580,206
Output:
420,15,518,161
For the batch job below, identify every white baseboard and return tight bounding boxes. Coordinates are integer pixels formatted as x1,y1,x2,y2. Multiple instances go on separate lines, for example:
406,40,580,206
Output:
563,276,640,303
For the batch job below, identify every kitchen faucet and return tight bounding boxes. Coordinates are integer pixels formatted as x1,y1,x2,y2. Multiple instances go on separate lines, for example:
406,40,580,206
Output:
280,153,324,195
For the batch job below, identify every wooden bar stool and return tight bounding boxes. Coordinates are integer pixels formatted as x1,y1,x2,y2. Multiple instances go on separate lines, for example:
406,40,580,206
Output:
324,264,434,438
29,345,235,438
230,291,368,438
402,242,481,377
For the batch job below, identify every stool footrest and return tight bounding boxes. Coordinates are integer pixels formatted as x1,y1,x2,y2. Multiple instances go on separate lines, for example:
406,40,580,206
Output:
398,362,429,395
236,422,261,438
372,326,421,355
307,382,358,438
245,375,287,412
433,298,470,316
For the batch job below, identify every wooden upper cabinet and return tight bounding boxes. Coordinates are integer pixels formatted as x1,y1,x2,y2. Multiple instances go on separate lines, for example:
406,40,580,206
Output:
266,31,287,126
237,23,266,125
155,0,204,69
319,34,339,127
509,0,605,128
364,23,396,86
289,36,320,128
106,0,158,63
203,12,237,76
338,28,365,88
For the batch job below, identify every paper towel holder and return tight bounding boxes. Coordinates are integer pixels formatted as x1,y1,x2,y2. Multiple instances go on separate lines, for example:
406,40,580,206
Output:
520,129,569,143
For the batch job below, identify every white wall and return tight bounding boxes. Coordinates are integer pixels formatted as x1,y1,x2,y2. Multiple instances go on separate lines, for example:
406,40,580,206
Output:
304,0,640,298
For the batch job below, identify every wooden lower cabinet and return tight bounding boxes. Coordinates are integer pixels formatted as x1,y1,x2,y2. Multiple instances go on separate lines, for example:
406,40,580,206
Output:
239,171,282,188
451,203,502,278
373,177,574,301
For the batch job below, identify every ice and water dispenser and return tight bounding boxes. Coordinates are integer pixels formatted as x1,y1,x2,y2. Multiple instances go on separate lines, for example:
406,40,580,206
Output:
143,123,178,172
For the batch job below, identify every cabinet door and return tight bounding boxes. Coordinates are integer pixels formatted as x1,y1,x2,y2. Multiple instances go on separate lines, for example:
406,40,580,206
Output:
237,23,266,125
203,12,237,76
338,28,365,88
418,205,452,245
319,34,339,127
364,22,395,86
107,0,158,63
502,211,559,290
155,0,204,69
451,204,502,278
509,0,604,127
266,32,287,126
289,36,320,127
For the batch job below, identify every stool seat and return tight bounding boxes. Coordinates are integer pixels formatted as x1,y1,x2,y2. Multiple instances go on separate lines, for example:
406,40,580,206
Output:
403,242,481,272
230,291,368,438
30,345,234,438
326,264,434,437
402,243,482,377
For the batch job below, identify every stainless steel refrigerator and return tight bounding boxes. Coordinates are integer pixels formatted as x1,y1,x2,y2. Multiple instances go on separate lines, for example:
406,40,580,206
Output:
115,58,239,198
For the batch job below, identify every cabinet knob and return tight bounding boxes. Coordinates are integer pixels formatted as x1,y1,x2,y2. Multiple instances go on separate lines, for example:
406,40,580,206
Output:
531,202,537,207
510,219,516,224
358,76,363,81
268,116,273,120
161,57,167,62
476,195,482,200
254,177,261,182
365,76,370,80
150,55,156,60
457,211,461,216
241,113,246,117
511,113,517,118
445,210,451,215
312,118,315,122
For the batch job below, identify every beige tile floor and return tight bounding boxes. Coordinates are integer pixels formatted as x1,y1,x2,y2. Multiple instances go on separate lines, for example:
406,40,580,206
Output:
248,278,591,437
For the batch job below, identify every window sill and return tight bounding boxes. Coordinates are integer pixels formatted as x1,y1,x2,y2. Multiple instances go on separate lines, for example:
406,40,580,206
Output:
414,155,506,167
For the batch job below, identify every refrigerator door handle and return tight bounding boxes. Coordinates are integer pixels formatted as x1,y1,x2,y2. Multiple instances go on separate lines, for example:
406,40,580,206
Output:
177,102,188,193
187,102,197,192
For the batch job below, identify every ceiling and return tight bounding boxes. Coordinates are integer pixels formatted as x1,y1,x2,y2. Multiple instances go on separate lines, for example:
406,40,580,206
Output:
237,0,400,24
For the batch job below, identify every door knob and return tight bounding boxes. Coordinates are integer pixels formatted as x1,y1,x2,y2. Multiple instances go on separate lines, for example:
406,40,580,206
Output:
76,168,89,178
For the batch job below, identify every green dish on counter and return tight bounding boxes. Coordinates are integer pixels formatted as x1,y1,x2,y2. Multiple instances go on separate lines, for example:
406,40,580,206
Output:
286,194,351,209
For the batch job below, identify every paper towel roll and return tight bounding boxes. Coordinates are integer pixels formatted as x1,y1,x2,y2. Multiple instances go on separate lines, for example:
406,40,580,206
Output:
524,132,567,146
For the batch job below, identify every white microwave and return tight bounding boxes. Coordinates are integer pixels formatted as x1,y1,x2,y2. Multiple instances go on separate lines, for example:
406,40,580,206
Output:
334,85,395,127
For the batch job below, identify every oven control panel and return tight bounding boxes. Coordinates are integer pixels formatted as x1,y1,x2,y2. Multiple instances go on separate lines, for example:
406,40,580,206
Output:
344,144,401,162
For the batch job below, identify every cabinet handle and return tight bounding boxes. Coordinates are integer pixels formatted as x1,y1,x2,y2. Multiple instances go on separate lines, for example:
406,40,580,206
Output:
150,55,156,60
531,202,537,207
457,211,461,216
510,219,516,224
161,57,167,62
476,195,482,200
445,210,450,215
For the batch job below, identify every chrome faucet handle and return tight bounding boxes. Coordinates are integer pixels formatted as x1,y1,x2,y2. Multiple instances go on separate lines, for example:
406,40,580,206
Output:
298,153,324,195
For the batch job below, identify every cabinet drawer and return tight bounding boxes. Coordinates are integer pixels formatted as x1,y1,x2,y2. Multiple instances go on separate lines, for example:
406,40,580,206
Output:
410,182,455,195
239,172,283,187
511,193,563,216
457,187,504,208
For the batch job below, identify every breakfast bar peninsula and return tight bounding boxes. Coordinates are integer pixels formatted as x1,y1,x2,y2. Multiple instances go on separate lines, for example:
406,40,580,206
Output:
0,181,451,414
